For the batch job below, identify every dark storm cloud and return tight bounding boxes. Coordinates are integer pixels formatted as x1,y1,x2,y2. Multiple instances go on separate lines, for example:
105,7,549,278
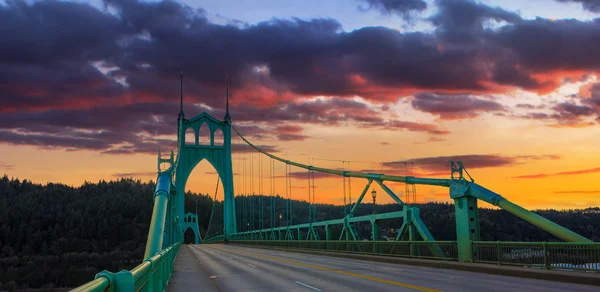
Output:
411,93,505,119
430,0,522,43
357,0,427,19
383,154,560,173
513,101,597,127
3,0,600,153
555,0,600,13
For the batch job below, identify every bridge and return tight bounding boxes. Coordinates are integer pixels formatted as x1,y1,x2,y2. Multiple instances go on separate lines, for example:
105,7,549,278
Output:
71,85,600,291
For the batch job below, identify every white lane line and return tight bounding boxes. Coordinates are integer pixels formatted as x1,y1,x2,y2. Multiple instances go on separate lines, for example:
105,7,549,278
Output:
248,264,257,268
295,281,321,291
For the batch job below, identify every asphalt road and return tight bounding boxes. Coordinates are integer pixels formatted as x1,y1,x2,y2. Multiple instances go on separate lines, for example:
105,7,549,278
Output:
168,244,598,292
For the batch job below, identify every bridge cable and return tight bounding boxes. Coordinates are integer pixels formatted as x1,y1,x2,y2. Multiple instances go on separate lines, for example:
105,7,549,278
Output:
289,163,293,226
251,149,254,231
204,176,220,239
270,157,274,229
259,150,264,230
311,158,316,222
343,161,347,215
285,161,289,226
307,161,311,223
411,162,417,204
348,161,352,206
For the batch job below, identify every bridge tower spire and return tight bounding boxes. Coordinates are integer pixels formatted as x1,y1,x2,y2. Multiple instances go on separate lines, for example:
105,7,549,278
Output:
225,75,231,122
178,71,184,120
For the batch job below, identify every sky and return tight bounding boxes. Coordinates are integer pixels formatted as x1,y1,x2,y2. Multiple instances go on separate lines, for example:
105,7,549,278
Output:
1,0,600,210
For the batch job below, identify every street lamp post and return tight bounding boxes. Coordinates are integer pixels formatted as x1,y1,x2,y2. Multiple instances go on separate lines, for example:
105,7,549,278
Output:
371,189,377,215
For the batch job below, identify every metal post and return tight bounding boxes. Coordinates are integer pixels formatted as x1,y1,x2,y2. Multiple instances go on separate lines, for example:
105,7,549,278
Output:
371,219,379,254
453,195,480,262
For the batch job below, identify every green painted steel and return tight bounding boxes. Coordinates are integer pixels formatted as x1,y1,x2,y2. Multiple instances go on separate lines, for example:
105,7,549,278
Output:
230,123,591,247
144,172,171,258
175,112,236,241
464,182,591,243
182,212,201,244
72,239,181,291
73,163,181,291
74,99,598,291
453,196,480,262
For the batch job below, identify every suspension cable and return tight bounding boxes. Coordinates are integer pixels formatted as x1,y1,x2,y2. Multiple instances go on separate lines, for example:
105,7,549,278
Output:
230,124,453,188
307,162,311,223
348,161,352,205
205,176,220,238
343,161,347,215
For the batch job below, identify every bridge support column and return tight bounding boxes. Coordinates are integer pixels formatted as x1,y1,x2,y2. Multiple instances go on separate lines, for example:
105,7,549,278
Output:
451,183,480,262
371,219,380,254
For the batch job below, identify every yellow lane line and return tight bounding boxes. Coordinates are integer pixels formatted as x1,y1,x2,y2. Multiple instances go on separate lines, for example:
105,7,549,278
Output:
206,245,442,292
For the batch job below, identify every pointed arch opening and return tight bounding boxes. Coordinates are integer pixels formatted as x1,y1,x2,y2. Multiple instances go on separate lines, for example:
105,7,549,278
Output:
213,129,224,146
185,127,196,145
184,228,196,244
184,159,225,239
199,123,210,145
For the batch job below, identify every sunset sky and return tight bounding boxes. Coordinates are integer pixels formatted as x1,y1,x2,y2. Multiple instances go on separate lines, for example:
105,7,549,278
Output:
1,0,600,210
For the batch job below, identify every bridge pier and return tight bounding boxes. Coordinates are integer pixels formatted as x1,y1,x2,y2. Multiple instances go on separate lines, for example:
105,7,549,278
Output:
451,183,481,262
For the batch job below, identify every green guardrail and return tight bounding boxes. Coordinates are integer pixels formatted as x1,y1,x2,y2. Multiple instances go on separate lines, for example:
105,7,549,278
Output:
71,241,181,292
72,171,181,291
473,241,600,272
230,240,600,273
230,240,459,261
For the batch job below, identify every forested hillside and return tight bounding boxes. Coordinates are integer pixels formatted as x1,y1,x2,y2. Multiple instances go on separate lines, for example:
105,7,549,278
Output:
0,176,598,290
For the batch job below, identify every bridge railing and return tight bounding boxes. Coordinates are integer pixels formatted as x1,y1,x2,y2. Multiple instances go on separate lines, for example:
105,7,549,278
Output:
229,240,600,272
473,241,600,271
72,171,180,291
230,240,459,261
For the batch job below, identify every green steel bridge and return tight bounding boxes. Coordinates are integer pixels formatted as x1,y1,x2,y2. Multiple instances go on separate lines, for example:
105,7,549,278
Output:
71,88,600,291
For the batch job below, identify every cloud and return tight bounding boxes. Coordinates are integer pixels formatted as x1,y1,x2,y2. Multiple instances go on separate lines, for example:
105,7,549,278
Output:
112,171,156,178
357,0,427,20
513,101,598,127
0,161,15,171
383,154,560,173
277,133,309,141
512,167,600,179
286,171,340,180
555,0,600,13
430,0,522,43
3,0,600,155
275,125,303,133
553,190,600,194
411,92,505,119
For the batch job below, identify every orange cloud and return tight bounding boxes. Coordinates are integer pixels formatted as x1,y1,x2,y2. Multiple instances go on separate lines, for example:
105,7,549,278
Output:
512,167,600,179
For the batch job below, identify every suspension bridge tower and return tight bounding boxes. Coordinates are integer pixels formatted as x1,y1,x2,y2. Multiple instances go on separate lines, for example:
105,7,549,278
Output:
172,74,237,242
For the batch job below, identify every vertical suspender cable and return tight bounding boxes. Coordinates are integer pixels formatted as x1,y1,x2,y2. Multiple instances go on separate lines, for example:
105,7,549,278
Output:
343,161,347,215
289,164,293,226
348,161,352,206
307,162,311,223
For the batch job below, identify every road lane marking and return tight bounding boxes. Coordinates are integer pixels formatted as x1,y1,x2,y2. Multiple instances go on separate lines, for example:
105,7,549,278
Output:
208,245,442,292
248,264,257,268
295,281,321,291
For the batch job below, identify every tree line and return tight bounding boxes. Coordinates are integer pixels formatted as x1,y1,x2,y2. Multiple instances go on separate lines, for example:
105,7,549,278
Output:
0,176,598,290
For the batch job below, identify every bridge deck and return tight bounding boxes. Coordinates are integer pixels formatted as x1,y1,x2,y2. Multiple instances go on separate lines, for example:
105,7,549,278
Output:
170,244,598,292
169,243,218,291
